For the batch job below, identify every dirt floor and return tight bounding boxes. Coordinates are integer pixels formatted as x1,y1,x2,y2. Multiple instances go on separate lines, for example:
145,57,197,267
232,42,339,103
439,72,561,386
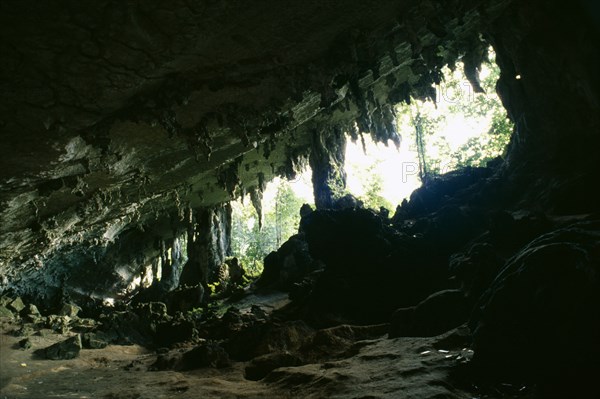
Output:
0,322,493,399
1,289,536,399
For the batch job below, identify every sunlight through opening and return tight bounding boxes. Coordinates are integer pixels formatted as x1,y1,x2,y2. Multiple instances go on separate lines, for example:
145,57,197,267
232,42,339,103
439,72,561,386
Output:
232,48,512,270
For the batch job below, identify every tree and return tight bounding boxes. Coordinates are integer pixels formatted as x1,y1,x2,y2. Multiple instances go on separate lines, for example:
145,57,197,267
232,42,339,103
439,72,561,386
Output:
273,182,305,247
231,179,308,275
395,48,513,178
354,162,393,211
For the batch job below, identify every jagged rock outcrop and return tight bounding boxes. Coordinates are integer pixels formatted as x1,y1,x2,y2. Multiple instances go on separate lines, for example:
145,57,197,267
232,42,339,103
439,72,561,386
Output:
180,204,232,288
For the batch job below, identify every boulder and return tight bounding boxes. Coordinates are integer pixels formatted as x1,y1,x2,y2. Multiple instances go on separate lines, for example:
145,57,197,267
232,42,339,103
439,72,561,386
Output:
0,305,14,319
37,335,82,360
59,303,81,318
82,332,109,349
299,207,451,323
8,297,26,313
98,310,151,346
256,233,321,290
166,285,204,314
135,302,169,319
180,342,231,370
46,315,72,334
13,324,35,337
24,304,42,322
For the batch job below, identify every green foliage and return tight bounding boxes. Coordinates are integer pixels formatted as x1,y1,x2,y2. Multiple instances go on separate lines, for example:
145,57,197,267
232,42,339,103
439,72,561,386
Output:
273,182,305,247
231,199,268,277
352,162,393,211
396,49,513,178
231,179,308,275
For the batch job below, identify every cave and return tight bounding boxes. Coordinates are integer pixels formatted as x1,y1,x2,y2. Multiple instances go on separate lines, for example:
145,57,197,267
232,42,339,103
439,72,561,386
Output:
1,1,599,398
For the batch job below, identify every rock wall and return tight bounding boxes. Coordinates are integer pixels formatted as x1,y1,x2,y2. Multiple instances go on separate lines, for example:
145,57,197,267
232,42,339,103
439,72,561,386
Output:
309,127,348,209
487,0,600,213
180,204,233,288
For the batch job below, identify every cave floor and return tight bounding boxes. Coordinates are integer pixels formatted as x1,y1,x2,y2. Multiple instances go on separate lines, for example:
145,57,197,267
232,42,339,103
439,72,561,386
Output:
0,322,522,399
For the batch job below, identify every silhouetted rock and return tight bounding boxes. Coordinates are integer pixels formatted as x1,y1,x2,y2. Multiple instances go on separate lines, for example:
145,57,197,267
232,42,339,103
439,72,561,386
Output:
155,320,197,348
449,243,504,300
390,289,470,337
299,207,451,323
332,194,364,210
470,221,600,395
180,342,231,370
257,234,322,290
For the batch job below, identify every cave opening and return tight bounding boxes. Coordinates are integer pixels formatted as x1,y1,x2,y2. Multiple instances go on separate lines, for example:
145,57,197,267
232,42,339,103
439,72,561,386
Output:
229,48,512,274
346,47,513,209
1,1,599,398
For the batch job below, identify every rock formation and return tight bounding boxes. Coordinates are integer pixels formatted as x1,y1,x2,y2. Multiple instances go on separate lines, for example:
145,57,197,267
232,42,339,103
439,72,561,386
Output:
1,0,599,398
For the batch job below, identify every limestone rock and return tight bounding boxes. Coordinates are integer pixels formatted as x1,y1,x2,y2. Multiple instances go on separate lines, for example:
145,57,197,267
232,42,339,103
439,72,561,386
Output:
135,302,168,319
82,332,109,349
0,306,14,319
225,320,314,361
46,315,72,334
257,234,321,290
37,335,82,360
0,296,11,307
8,297,26,313
59,303,81,318
27,304,41,316
13,324,35,337
180,342,231,370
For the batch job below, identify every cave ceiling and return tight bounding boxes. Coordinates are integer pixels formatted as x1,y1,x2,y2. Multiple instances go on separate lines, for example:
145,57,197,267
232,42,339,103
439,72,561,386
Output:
0,0,514,287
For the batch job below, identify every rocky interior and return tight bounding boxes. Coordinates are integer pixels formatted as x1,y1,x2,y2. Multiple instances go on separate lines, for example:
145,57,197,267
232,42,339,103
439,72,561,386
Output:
1,1,599,398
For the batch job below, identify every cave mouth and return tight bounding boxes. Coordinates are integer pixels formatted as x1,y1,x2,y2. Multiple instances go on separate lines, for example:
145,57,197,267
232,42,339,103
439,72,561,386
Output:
346,48,513,209
229,51,512,275
2,0,599,397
